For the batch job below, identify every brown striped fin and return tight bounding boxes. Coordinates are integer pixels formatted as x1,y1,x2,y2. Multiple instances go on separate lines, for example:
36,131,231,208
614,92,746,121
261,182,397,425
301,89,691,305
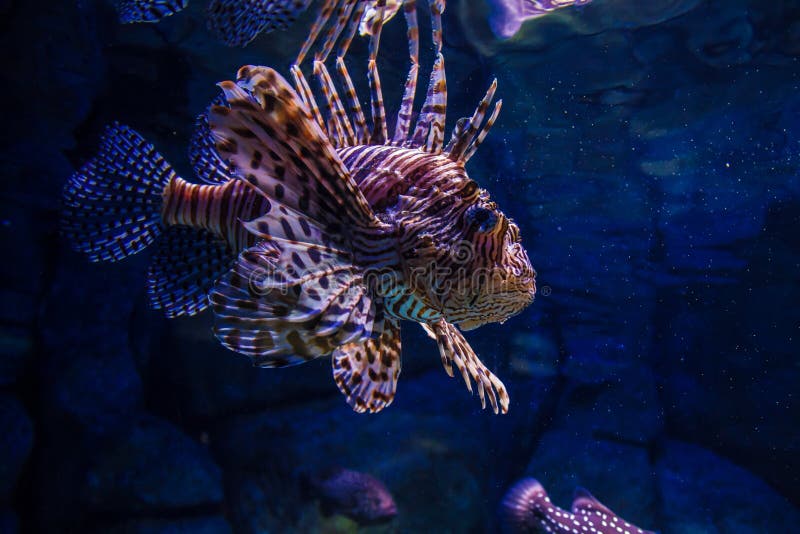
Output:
423,319,509,414
333,318,401,413
147,226,236,317
209,65,383,231
242,197,345,249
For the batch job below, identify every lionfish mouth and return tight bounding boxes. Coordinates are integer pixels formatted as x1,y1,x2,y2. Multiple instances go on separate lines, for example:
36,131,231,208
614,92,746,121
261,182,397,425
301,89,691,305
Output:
456,286,536,331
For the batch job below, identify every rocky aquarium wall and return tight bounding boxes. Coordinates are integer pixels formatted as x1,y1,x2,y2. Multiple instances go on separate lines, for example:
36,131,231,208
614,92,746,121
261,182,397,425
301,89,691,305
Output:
1,0,798,531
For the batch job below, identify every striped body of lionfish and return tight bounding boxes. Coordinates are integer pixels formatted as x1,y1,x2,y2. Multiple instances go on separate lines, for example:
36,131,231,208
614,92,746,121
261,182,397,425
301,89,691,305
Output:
63,0,536,414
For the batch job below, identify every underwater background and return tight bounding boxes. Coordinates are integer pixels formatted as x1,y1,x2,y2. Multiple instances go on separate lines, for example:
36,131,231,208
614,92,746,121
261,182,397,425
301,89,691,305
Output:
1,0,799,531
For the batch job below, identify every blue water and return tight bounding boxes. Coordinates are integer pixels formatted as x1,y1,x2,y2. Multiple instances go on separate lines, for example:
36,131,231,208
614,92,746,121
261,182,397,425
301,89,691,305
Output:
1,0,798,532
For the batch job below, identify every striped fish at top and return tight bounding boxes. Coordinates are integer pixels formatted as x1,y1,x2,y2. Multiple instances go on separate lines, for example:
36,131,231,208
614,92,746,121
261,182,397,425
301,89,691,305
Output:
63,0,536,415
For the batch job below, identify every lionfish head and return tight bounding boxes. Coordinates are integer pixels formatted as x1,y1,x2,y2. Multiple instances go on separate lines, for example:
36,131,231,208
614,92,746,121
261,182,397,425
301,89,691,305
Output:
403,175,536,331
443,191,536,330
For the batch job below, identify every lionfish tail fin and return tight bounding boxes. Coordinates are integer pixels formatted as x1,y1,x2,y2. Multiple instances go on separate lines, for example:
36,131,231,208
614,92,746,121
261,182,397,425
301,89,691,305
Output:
206,0,312,47
500,478,549,532
62,123,175,262
116,0,188,23
333,317,401,414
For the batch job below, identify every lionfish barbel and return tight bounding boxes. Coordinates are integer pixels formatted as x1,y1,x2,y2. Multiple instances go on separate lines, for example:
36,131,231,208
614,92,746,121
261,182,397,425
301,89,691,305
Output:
63,0,536,414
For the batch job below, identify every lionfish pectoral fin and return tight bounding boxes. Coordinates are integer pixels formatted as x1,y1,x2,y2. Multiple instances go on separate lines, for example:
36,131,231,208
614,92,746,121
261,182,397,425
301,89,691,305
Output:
116,0,188,23
147,226,236,317
333,318,401,414
210,239,376,366
426,319,510,414
209,65,385,233
189,93,234,185
206,0,312,47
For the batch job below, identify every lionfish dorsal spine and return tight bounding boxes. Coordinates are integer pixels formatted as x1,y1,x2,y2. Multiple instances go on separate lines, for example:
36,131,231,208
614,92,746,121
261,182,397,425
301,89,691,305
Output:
283,0,500,165
366,0,389,144
446,79,500,163
391,0,420,146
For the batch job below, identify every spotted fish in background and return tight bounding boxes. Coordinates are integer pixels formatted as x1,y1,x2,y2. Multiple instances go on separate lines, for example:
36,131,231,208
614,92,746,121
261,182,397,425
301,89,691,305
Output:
63,0,536,414
489,0,594,39
306,467,397,524
115,0,312,46
501,478,657,534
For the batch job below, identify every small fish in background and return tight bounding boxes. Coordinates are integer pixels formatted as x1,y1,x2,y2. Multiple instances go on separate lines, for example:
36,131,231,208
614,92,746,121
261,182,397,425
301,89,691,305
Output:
489,0,594,39
114,0,313,47
306,467,398,525
501,478,657,534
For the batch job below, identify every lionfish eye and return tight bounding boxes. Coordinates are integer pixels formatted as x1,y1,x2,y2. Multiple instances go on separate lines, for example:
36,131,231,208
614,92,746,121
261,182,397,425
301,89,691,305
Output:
466,205,498,232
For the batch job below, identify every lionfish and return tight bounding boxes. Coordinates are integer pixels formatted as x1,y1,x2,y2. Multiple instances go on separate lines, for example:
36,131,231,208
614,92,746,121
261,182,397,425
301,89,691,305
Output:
63,0,536,414
116,0,402,47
